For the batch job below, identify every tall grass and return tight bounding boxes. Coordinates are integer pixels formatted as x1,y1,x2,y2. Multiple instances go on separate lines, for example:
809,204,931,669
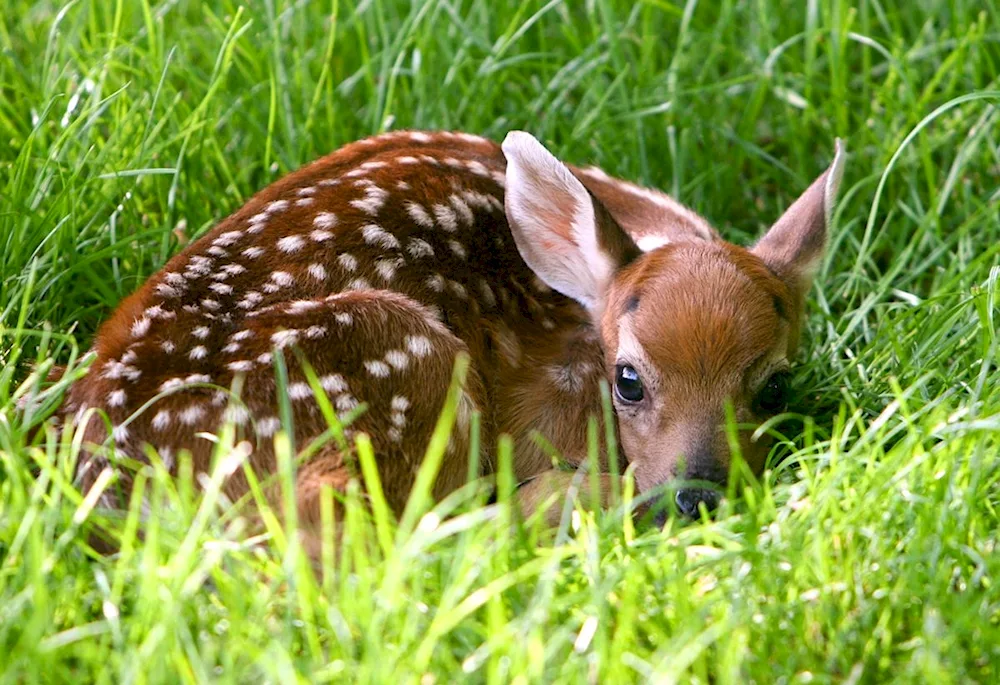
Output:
2,0,1000,681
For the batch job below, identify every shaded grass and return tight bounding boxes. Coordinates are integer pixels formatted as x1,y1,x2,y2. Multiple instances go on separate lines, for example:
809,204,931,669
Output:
2,0,1000,681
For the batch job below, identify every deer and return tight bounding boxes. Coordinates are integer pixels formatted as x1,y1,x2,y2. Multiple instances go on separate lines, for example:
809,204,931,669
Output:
60,129,845,554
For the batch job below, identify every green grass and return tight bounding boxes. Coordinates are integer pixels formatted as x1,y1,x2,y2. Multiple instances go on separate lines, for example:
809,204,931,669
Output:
2,0,1000,681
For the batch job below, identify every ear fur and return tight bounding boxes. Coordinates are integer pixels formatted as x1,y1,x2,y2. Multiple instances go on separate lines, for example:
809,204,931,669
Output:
502,131,640,315
752,139,847,295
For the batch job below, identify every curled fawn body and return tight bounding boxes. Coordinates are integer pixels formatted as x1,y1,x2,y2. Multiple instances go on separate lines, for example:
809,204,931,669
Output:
64,130,844,548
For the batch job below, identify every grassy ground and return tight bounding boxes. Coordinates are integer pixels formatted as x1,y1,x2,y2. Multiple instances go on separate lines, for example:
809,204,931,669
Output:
2,0,1000,681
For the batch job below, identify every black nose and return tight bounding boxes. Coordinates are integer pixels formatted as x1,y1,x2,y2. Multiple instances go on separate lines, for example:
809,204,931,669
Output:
674,488,721,518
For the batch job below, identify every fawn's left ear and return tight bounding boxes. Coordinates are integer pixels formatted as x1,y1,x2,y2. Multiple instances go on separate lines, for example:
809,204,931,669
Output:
502,131,640,315
752,139,847,297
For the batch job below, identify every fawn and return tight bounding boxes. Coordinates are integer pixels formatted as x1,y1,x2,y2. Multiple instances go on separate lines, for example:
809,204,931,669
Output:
62,130,844,549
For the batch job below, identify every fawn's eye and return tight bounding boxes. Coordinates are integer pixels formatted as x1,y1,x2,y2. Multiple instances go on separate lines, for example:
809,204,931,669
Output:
754,371,791,414
614,364,644,403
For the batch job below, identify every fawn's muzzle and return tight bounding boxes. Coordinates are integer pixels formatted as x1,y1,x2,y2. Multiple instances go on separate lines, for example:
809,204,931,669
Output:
674,487,721,518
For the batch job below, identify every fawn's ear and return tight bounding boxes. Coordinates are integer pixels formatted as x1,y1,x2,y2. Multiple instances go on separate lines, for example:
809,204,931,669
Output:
502,131,641,314
752,139,847,298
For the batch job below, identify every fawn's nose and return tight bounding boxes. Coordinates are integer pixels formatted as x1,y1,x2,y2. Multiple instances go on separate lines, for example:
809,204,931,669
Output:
674,488,721,518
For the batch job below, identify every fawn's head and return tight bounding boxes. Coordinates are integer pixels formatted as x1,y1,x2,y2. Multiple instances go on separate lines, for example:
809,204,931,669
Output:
502,131,845,518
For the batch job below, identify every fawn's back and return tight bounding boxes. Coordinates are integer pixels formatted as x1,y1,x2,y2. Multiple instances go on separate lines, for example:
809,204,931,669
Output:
65,129,844,533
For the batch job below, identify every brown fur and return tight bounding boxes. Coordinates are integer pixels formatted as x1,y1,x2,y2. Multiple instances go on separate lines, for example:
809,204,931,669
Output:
59,130,842,551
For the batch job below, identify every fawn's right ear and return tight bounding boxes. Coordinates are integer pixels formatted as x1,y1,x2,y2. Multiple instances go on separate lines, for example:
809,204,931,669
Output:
502,131,640,315
752,139,847,299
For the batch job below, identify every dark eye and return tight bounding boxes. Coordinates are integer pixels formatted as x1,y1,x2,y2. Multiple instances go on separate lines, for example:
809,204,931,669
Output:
754,371,791,414
614,364,644,403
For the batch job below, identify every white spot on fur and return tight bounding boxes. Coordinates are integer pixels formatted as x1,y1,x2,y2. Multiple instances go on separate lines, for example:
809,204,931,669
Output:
228,360,255,373
335,394,359,413
209,282,233,295
108,389,126,408
113,424,130,443
242,246,265,259
361,223,400,249
295,197,315,208
310,229,334,243
223,405,250,425
364,360,391,377
131,317,151,338
193,326,210,339
307,263,327,281
189,345,208,360
145,305,173,319
161,340,176,353
314,212,338,229
271,330,299,349
159,378,184,392
320,374,347,394
351,184,388,215
346,278,371,291
277,235,305,253
426,274,445,292
201,299,221,311
213,231,243,247
288,300,321,314
152,410,171,431
222,342,240,354
305,325,327,339
448,240,467,259
335,312,353,325
238,291,264,309
385,350,409,370
338,253,358,272
257,416,281,437
406,335,433,358
375,257,403,281
407,237,435,259
271,271,294,287
155,283,181,298
449,194,474,225
405,202,434,228
266,200,289,214
206,246,229,258
459,190,494,211
288,382,312,401
433,203,458,232
179,405,206,426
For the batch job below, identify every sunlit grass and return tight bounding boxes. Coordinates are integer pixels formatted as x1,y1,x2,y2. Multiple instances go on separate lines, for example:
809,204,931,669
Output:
2,0,1000,681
